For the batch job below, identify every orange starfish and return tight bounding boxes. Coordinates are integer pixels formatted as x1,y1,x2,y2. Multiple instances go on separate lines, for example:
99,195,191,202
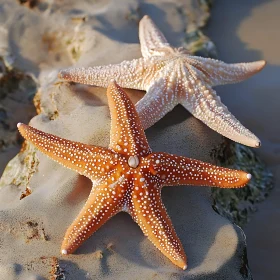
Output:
18,81,251,270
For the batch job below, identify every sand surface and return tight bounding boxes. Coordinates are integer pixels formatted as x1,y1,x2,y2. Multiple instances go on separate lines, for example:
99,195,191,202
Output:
206,0,280,279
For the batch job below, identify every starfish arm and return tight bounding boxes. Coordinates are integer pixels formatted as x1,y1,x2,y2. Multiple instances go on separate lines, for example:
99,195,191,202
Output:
139,15,170,58
135,78,177,129
58,58,151,91
129,185,187,270
107,81,151,156
190,56,266,86
149,153,251,188
61,180,126,254
180,86,260,147
17,123,115,181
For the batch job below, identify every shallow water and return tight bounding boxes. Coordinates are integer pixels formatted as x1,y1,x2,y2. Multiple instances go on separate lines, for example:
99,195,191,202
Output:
206,0,280,278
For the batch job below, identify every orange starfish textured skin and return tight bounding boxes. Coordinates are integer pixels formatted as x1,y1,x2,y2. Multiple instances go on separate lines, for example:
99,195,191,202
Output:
18,81,251,270
59,15,265,148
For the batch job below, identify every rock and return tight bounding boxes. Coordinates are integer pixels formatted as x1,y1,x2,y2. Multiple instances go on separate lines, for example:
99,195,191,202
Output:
0,62,37,176
212,140,274,226
0,0,252,279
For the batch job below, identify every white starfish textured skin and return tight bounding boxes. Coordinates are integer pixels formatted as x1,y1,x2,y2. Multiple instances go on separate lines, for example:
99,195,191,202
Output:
59,15,266,147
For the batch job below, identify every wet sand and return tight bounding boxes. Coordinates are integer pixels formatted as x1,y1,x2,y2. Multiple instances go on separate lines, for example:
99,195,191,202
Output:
206,0,280,279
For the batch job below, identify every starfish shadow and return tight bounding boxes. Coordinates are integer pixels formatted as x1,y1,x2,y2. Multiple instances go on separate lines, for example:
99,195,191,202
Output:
205,0,279,143
70,84,108,107
146,105,193,132
73,213,151,268
206,0,270,62
58,259,89,279
7,33,41,76
93,3,184,47
139,3,185,47
93,14,139,44
66,175,92,205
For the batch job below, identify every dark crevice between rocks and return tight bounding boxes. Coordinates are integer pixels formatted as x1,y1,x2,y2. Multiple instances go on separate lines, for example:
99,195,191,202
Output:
237,225,254,280
211,139,274,227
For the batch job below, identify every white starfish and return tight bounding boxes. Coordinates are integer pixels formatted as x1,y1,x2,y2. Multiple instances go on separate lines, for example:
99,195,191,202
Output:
59,15,265,147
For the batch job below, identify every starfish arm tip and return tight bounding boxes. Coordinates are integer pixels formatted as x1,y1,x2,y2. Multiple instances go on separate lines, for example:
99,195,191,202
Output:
250,60,266,73
246,137,261,148
61,249,68,255
238,171,252,187
177,257,187,270
17,122,27,136
258,60,266,69
58,68,82,81
243,137,261,148
58,69,68,80
255,140,261,148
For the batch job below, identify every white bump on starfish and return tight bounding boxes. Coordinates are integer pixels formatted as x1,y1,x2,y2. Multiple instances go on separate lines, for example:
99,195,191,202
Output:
128,155,140,168
247,174,252,180
61,249,68,255
59,16,265,148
